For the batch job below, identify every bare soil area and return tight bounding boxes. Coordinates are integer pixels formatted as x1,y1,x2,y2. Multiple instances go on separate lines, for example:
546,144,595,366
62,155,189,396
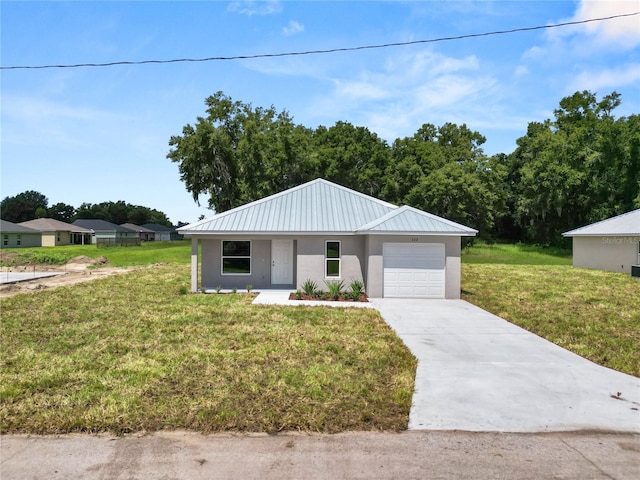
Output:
0,256,135,298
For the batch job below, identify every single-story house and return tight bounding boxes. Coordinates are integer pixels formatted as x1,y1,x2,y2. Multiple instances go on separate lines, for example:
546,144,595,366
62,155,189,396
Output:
19,218,93,246
1,220,42,248
562,209,640,274
121,223,156,242
72,219,138,245
141,223,182,241
178,179,477,299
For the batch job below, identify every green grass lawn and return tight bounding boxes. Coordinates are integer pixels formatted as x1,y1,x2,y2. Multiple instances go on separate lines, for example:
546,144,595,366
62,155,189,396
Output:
462,243,639,377
0,264,416,434
0,240,192,267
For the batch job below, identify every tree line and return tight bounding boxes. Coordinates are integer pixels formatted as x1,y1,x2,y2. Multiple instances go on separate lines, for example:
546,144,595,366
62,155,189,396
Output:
168,90,639,245
0,192,172,227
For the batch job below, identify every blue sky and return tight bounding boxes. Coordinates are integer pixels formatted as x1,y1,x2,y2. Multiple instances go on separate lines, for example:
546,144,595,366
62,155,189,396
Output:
2,1,639,224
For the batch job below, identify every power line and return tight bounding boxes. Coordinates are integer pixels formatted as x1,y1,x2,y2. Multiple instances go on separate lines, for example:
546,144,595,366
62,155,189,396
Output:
2,11,638,70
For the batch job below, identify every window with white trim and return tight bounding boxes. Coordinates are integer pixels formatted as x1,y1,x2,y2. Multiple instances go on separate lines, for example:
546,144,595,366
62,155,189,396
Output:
325,241,341,278
222,241,251,275
3,234,8,246
17,234,21,246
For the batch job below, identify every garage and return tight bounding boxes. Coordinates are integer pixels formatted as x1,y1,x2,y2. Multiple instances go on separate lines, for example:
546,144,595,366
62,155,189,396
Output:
383,243,445,298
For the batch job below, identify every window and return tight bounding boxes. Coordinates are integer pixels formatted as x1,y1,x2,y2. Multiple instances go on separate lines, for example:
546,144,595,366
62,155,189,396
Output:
16,234,21,246
325,241,341,277
222,241,251,275
3,234,7,246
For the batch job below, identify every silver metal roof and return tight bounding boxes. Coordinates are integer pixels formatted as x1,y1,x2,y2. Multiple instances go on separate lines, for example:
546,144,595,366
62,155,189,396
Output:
357,206,478,235
563,209,640,236
179,178,477,236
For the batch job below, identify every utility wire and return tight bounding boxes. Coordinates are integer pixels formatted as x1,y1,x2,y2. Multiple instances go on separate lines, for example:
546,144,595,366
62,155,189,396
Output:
2,11,638,70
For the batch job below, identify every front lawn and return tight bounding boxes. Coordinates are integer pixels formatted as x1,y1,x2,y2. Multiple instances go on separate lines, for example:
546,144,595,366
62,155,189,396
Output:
462,262,639,377
0,264,416,434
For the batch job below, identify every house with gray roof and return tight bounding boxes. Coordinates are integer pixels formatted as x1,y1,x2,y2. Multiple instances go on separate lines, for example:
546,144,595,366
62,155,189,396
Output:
72,219,138,246
121,223,155,242
19,218,92,246
563,209,640,274
178,179,477,299
1,220,42,248
141,223,182,241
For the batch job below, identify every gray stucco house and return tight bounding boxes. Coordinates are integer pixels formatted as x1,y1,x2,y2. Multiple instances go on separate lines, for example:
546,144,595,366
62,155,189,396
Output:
563,209,640,274
178,179,477,299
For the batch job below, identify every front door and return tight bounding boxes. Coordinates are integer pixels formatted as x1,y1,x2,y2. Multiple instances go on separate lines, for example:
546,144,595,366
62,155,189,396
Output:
271,239,293,285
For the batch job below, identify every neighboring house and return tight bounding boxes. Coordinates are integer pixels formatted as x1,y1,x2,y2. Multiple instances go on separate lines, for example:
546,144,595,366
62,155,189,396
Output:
121,223,156,242
563,209,640,274
178,179,477,299
141,223,182,241
19,218,92,246
0,220,42,248
72,219,138,245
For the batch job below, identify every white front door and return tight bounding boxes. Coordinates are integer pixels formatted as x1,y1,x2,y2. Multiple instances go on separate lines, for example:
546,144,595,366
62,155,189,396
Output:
271,239,293,285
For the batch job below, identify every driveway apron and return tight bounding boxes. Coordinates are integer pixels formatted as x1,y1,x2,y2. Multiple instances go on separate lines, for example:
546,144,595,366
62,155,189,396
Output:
370,299,640,433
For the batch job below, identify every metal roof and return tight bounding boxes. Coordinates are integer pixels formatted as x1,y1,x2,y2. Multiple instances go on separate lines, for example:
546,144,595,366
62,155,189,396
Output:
357,206,478,235
180,179,477,236
19,218,92,233
563,209,640,236
0,220,42,234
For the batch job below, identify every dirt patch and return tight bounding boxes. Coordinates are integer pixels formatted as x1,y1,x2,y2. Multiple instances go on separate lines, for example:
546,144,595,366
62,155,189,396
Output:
0,263,135,298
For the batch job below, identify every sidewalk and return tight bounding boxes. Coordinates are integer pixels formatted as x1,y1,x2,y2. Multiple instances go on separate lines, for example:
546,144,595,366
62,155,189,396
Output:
2,431,638,480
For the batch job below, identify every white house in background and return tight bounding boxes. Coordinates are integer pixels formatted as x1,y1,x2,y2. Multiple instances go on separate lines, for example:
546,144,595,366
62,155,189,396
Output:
0,220,42,248
562,209,640,274
19,218,92,246
178,179,477,298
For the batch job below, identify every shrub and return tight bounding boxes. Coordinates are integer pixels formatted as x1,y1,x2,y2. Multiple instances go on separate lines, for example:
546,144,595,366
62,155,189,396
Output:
325,280,345,301
215,285,222,294
231,287,238,294
294,290,302,299
178,285,189,295
301,279,319,297
246,284,253,293
348,279,365,300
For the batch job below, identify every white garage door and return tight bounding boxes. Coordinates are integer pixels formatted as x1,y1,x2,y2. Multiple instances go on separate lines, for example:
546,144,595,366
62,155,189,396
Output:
383,243,445,298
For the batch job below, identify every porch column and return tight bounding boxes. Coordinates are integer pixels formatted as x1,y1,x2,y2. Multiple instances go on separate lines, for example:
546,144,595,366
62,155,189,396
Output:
191,237,199,293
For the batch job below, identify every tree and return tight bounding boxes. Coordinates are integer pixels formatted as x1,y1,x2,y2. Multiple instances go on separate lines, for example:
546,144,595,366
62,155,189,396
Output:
310,122,390,198
167,91,314,213
509,90,638,244
383,123,502,237
48,202,76,222
0,191,48,223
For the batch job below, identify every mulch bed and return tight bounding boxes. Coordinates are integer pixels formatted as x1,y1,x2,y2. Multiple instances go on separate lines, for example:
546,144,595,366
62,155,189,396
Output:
288,293,369,303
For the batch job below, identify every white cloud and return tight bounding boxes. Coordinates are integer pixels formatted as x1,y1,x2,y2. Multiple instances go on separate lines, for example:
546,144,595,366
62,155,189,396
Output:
307,48,498,142
227,1,282,16
569,63,640,92
283,20,304,36
550,0,640,48
514,65,528,77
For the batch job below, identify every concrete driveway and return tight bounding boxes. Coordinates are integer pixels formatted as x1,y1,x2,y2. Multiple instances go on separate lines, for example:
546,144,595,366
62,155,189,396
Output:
369,299,640,433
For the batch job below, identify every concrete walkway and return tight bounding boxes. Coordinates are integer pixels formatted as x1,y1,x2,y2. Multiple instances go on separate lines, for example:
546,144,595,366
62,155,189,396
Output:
370,299,640,433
